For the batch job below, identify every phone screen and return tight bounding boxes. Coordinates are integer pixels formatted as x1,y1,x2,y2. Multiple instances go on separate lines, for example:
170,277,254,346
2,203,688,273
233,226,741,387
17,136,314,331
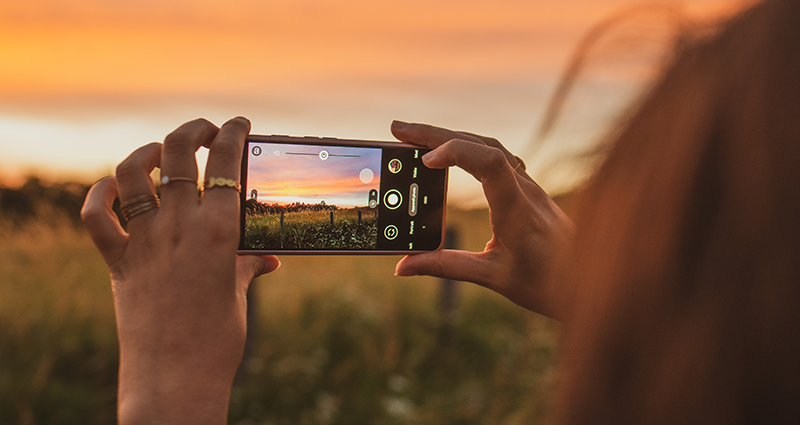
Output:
239,136,447,253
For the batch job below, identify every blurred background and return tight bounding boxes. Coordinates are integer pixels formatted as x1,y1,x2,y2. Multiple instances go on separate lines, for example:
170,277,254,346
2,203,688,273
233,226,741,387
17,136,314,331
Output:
0,0,746,423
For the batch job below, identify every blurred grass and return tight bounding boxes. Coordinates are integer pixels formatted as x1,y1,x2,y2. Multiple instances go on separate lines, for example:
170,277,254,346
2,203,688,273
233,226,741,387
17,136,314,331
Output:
0,201,559,424
0,219,118,424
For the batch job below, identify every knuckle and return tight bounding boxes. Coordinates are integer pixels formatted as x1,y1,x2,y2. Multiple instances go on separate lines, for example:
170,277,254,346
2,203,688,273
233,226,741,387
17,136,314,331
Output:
164,119,216,149
185,117,215,131
80,202,100,224
211,138,241,164
484,146,509,170
80,192,113,229
437,139,457,156
457,131,485,144
164,128,197,153
410,123,434,139
222,116,251,134
115,157,140,182
483,136,502,146
116,142,160,173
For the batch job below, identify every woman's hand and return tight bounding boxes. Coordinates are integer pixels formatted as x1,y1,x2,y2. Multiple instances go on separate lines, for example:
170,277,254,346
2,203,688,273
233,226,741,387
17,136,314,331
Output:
81,117,280,425
391,120,573,318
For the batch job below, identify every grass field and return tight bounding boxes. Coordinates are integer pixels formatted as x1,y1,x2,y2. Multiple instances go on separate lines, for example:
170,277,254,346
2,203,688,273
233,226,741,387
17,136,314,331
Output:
244,208,378,250
0,207,559,425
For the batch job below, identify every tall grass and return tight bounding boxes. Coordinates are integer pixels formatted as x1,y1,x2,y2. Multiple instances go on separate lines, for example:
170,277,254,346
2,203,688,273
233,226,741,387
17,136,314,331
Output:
0,207,559,424
244,209,378,250
0,219,118,424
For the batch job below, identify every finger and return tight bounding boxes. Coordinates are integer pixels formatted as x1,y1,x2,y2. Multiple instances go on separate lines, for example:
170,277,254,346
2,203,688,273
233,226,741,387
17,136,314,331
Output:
391,121,483,149
457,131,529,176
395,250,493,285
81,177,129,268
115,142,162,224
423,140,531,243
235,255,281,294
422,139,521,205
514,162,535,183
201,117,251,216
159,118,219,207
392,121,528,177
516,172,550,203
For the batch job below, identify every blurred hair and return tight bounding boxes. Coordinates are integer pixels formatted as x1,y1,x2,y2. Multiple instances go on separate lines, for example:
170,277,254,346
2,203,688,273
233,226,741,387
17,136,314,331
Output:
526,2,719,195
550,0,800,422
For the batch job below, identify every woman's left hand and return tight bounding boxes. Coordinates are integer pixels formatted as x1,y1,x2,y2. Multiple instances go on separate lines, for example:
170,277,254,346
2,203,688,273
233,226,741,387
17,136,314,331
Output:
391,121,573,318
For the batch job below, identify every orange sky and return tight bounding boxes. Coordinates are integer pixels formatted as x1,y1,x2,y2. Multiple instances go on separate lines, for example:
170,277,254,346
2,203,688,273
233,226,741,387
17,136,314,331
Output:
0,0,745,97
246,143,381,207
0,0,748,203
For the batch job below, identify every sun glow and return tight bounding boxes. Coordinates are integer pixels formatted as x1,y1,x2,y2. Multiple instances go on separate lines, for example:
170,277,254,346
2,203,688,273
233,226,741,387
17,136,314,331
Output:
0,0,748,201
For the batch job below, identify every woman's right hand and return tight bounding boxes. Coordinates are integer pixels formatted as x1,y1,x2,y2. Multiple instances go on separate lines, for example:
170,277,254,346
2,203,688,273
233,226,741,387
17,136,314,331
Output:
391,121,573,317
82,117,280,424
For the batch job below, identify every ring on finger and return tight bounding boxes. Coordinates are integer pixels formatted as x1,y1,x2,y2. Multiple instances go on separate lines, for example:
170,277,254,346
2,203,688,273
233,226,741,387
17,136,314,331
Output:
120,194,160,221
203,176,241,193
513,155,527,172
160,175,197,186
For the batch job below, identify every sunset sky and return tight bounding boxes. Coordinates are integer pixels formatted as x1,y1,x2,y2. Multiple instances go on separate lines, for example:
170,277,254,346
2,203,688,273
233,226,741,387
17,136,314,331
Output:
246,143,381,207
0,0,747,206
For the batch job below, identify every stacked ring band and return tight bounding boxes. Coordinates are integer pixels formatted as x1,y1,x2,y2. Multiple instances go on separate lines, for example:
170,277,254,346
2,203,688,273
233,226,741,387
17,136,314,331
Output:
513,156,527,172
161,176,197,186
120,194,160,221
203,177,241,193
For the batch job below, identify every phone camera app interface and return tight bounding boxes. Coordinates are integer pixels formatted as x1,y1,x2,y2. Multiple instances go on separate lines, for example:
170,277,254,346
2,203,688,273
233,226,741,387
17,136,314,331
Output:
376,148,446,251
243,142,381,250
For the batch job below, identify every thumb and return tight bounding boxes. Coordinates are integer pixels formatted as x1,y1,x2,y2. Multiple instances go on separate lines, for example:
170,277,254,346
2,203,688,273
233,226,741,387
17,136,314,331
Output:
395,250,491,285
235,255,280,292
81,177,128,268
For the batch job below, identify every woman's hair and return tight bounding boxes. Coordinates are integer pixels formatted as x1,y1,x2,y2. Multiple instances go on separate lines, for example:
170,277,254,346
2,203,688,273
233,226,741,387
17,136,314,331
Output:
550,0,800,422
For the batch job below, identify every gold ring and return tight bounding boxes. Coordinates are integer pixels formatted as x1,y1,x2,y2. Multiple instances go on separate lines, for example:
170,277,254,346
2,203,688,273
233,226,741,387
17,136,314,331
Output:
160,175,197,186
513,155,526,172
203,177,241,193
120,194,160,221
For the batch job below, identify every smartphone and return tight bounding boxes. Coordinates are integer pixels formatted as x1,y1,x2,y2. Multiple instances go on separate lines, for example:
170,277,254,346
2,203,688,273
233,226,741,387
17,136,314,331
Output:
238,135,447,254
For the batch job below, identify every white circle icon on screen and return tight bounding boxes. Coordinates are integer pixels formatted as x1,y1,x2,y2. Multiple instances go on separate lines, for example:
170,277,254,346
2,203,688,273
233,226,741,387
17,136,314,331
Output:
384,225,399,240
252,146,262,156
319,150,329,160
359,168,374,184
383,189,402,210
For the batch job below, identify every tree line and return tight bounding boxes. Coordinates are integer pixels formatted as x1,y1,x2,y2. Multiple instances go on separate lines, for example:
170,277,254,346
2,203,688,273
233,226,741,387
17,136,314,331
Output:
0,177,90,227
244,199,341,215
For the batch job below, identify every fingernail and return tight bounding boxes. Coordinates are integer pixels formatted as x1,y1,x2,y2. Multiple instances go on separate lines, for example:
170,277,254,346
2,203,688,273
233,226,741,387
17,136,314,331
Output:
422,150,436,163
392,120,409,130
